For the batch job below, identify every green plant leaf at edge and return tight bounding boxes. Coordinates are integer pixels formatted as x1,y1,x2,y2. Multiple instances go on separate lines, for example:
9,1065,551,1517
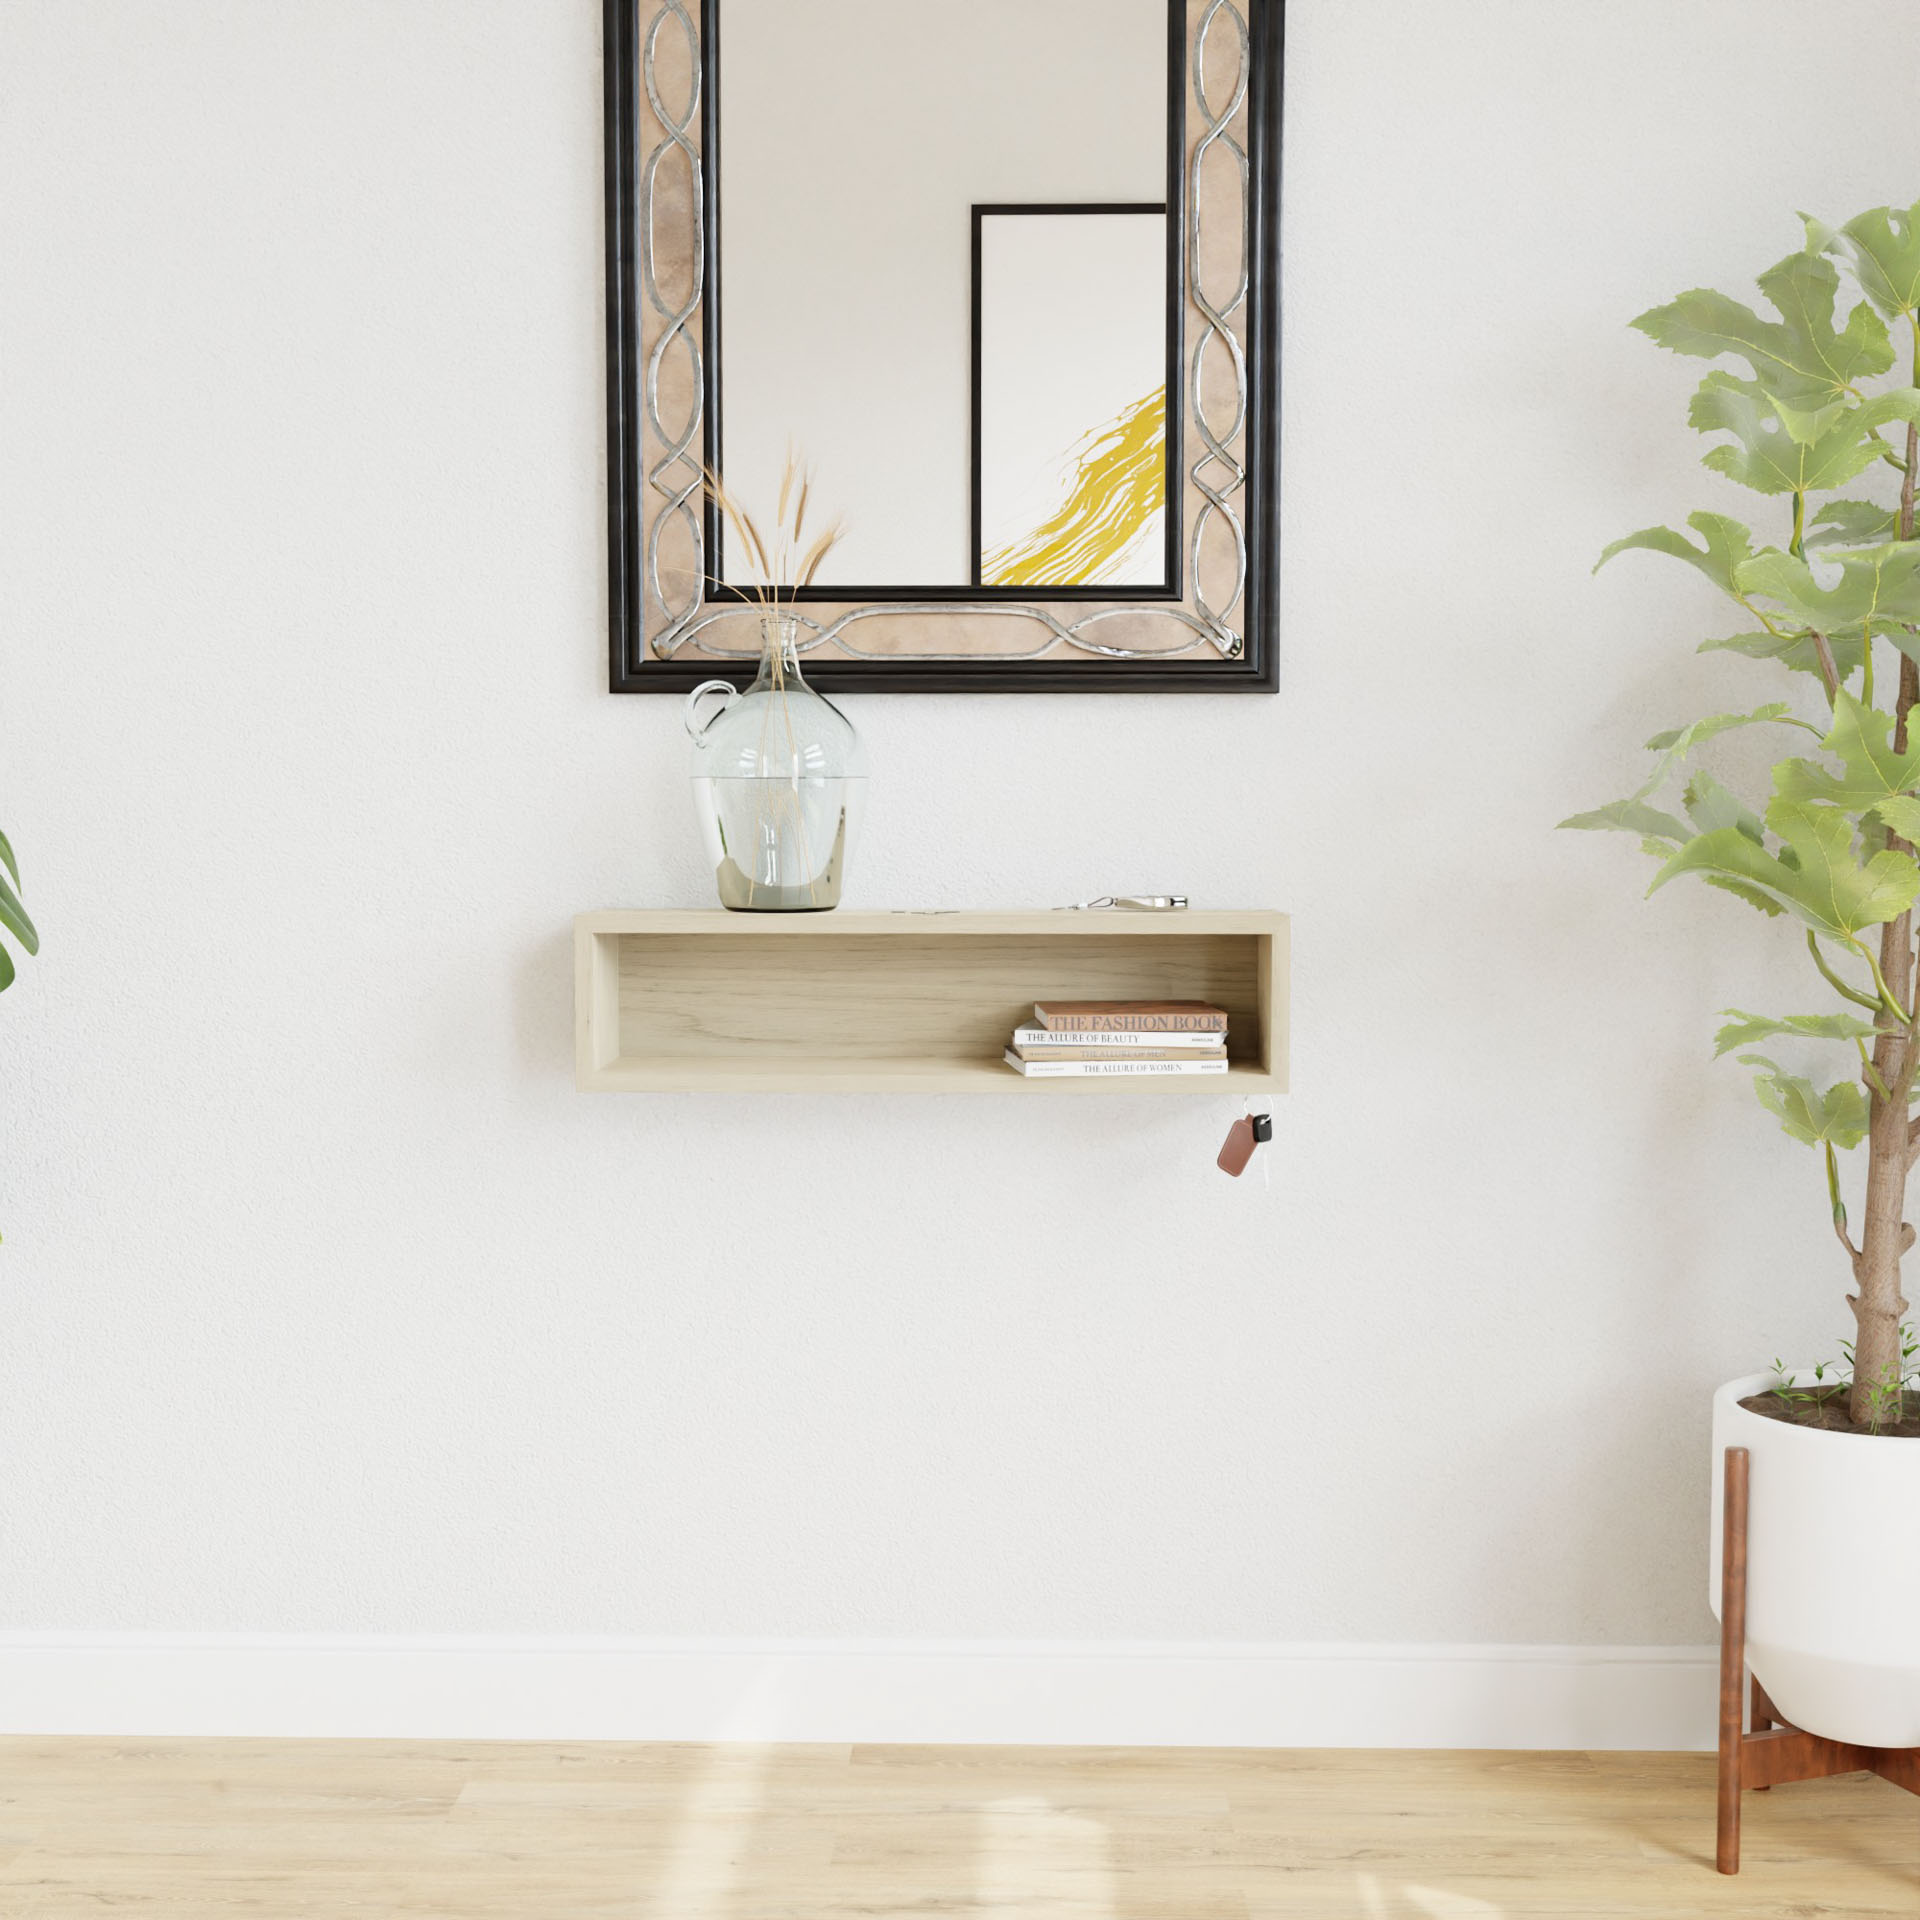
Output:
1699,626,1869,683
1737,541,1920,643
1595,512,1754,591
1691,379,1920,496
1773,691,1920,817
1805,499,1899,551
1807,201,1920,325
1649,797,1920,940
1877,795,1920,843
1633,704,1815,802
1738,1052,1871,1149
1631,250,1893,404
1683,770,1765,842
1713,1008,1881,1056
0,872,36,959
1557,798,1689,840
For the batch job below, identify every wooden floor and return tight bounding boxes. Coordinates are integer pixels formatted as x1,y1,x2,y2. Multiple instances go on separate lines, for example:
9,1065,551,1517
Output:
0,1740,1916,1917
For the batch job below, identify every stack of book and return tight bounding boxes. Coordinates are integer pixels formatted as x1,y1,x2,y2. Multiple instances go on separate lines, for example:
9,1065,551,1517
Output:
1002,1001,1230,1077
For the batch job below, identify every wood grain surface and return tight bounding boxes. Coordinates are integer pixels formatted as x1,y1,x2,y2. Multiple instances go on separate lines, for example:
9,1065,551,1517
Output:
575,911,1290,1091
0,1737,1915,1917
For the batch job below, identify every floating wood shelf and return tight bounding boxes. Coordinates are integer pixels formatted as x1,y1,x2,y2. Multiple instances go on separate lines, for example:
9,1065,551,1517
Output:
574,910,1289,1093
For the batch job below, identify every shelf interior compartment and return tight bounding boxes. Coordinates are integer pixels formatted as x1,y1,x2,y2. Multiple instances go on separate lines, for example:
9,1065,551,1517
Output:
576,918,1285,1091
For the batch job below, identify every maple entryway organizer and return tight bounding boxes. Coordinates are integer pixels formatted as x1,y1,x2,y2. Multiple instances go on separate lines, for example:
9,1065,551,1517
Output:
574,910,1289,1093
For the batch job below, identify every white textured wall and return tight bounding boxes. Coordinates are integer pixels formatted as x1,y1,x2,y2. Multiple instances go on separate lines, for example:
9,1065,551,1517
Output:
0,0,1914,1674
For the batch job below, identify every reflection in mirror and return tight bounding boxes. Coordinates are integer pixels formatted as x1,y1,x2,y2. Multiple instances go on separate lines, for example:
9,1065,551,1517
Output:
713,0,1177,596
974,205,1169,590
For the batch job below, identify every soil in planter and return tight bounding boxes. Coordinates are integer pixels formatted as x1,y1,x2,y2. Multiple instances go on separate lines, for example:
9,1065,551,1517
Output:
1739,1388,1920,1439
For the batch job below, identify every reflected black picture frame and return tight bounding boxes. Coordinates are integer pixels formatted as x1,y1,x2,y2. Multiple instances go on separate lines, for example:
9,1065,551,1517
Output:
603,0,1284,693
968,203,1180,599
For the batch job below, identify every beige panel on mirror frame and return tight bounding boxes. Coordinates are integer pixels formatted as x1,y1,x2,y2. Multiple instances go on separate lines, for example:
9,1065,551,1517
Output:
602,0,1283,692
572,909,1289,1092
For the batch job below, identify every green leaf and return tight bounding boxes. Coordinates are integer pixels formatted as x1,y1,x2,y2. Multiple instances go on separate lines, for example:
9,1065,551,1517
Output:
1808,202,1920,325
1632,250,1893,404
0,870,36,959
1804,499,1898,551
1714,1008,1880,1056
1771,797,1920,931
0,943,13,993
1702,875,1788,916
1649,796,1920,939
0,830,18,892
1772,691,1920,817
1595,512,1754,592
1558,798,1689,840
1739,1053,1871,1148
1683,770,1764,843
1767,393,1855,446
1877,795,1920,844
1630,703,1814,796
1824,690,1920,797
1766,393,1858,445
1736,540,1920,637
1699,625,1868,681
1644,705,1799,754
1624,702,1813,807
1691,377,1920,495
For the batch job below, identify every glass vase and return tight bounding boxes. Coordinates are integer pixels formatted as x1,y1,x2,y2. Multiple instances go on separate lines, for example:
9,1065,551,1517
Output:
684,615,868,911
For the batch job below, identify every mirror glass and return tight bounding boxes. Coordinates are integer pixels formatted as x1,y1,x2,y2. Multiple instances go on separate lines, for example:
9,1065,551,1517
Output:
714,0,1176,595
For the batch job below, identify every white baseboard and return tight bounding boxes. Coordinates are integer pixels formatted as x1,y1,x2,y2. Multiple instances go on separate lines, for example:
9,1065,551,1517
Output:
0,1635,1717,1750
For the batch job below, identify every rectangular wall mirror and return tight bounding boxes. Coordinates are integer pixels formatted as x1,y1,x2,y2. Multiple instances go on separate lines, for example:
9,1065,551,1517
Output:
604,0,1282,692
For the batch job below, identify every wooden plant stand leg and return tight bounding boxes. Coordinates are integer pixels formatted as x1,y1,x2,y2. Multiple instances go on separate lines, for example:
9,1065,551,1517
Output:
1748,1674,1773,1788
1716,1445,1749,1874
1716,1443,1920,1875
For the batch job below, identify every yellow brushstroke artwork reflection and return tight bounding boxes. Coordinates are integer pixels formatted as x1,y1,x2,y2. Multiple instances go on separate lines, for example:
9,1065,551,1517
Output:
983,387,1165,587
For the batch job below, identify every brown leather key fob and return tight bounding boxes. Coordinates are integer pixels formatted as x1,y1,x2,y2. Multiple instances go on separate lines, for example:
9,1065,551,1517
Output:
1217,1111,1271,1177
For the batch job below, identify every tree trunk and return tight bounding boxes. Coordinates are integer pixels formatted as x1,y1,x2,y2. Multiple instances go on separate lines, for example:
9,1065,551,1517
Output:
1855,927,1914,1424
1853,631,1920,1423
1851,421,1920,1427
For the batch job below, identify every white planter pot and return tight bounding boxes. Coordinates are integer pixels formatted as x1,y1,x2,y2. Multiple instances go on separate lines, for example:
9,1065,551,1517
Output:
1711,1372,1920,1747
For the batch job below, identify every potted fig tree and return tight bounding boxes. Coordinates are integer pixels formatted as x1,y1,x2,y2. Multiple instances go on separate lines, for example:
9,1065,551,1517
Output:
1566,201,1920,1754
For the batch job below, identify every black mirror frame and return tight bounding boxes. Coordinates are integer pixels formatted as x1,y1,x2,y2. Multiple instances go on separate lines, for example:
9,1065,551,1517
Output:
602,0,1282,694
